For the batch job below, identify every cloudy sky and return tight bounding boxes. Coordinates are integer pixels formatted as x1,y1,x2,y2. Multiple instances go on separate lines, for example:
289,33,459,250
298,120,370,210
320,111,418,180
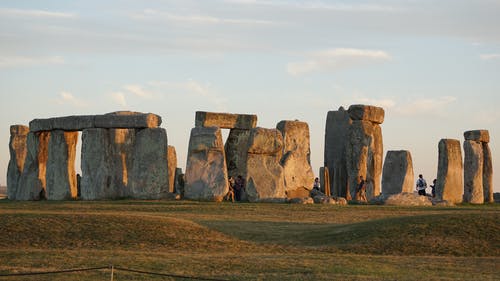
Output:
1,0,499,191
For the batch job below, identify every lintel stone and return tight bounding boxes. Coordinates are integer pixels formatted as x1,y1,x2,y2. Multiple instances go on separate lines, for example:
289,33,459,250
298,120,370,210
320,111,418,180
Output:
464,130,490,143
195,111,257,129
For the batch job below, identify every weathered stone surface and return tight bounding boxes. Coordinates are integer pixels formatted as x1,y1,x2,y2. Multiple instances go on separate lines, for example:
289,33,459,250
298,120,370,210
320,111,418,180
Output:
225,129,251,178
372,124,383,197
80,128,135,200
46,130,78,200
324,107,351,198
29,111,161,132
94,111,161,129
464,130,490,143
167,145,177,193
382,150,414,195
129,128,169,199
463,140,484,204
347,104,385,124
346,120,377,200
17,132,50,200
276,120,314,196
286,187,311,198
195,111,257,129
384,192,432,206
185,127,228,201
288,197,314,204
7,125,29,199
483,143,494,203
245,128,285,202
436,139,463,204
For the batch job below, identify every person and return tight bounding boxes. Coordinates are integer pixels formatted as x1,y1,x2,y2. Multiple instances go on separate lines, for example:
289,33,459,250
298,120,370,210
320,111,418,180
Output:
430,179,437,198
234,175,245,202
416,174,427,196
76,173,82,198
313,177,320,191
226,176,235,202
355,175,367,202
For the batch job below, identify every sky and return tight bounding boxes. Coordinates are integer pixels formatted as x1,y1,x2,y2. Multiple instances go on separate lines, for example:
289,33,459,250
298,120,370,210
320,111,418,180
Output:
0,0,499,192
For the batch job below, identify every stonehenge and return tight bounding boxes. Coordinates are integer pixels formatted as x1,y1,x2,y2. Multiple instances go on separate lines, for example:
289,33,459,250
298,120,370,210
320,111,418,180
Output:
5,107,495,205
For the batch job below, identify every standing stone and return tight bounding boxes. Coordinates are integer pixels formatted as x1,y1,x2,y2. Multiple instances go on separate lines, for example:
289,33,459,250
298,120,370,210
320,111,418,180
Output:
345,120,374,199
81,128,135,200
7,125,29,199
225,129,251,178
46,130,78,200
17,132,50,200
174,168,185,197
167,145,177,193
324,107,352,198
129,128,169,199
372,124,383,197
245,127,286,202
276,120,314,197
184,127,228,201
483,143,493,203
463,140,484,204
436,139,463,204
382,150,414,195
323,166,331,196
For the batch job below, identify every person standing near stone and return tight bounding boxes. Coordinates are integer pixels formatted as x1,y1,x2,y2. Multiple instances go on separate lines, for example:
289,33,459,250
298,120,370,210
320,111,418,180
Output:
355,175,367,202
313,177,320,191
226,176,235,202
416,174,427,196
234,175,245,202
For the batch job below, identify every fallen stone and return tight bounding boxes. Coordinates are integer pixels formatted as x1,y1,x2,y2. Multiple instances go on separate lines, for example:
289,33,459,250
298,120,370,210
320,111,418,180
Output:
436,139,463,204
184,127,228,201
347,104,385,124
382,150,414,195
167,145,177,193
463,140,484,204
7,125,29,200
277,120,314,194
464,130,489,143
384,192,432,206
288,197,314,204
17,132,50,200
46,130,78,200
195,111,257,129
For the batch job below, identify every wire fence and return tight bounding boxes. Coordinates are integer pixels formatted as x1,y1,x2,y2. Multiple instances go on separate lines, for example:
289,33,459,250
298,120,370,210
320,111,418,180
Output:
0,265,231,281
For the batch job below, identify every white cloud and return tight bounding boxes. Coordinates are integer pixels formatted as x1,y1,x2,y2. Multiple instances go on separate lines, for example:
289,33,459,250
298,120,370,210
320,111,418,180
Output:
110,92,127,107
123,84,154,99
480,54,500,60
0,8,76,19
287,48,391,76
393,96,457,116
132,9,274,25
0,56,65,68
224,0,399,12
56,91,87,107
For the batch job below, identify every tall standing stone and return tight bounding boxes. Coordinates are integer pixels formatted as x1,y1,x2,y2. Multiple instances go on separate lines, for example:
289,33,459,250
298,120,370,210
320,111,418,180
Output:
184,127,228,201
463,140,484,204
46,130,78,200
276,120,314,197
436,139,463,204
129,128,169,199
324,107,351,198
382,150,414,195
225,129,251,179
7,125,29,200
167,145,177,193
483,143,493,203
245,127,286,202
345,120,374,199
17,131,50,200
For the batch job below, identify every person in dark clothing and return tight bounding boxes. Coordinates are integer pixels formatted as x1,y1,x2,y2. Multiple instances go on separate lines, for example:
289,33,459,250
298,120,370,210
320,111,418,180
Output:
234,175,245,202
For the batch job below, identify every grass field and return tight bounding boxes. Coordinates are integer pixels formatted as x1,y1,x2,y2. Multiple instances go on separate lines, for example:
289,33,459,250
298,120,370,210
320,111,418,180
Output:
0,200,499,280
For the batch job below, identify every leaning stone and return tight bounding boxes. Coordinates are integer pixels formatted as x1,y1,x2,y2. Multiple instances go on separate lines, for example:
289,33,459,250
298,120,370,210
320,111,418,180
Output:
225,129,251,178
483,143,494,203
94,111,161,129
7,125,29,199
324,107,352,198
436,139,463,204
463,140,484,204
46,130,78,200
464,130,490,143
17,132,50,200
245,128,285,202
347,104,385,124
29,115,95,132
384,192,432,206
129,128,169,199
184,127,228,201
382,150,414,195
276,120,315,195
195,111,257,129
167,146,177,193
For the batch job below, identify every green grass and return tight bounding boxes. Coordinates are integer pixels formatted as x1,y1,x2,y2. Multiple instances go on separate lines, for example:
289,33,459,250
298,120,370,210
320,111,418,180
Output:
0,200,499,280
